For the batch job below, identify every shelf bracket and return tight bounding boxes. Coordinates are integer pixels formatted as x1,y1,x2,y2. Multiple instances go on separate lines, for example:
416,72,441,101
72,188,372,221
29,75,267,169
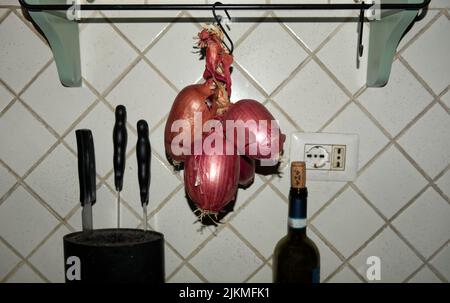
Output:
20,0,426,88
25,0,81,87
366,0,421,87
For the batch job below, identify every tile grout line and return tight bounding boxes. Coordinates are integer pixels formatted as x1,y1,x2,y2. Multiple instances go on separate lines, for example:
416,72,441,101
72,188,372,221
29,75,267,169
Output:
2,2,446,284
59,7,450,284
215,11,275,98
319,99,353,133
228,223,270,269
147,184,185,221
52,31,191,234
269,22,351,100
309,224,368,283
350,178,449,282
278,73,446,278
396,10,443,54
244,20,351,135
167,180,271,281
228,223,268,283
2,257,50,283
0,10,163,276
0,159,21,204
0,157,76,230
266,99,304,133
397,55,441,100
352,106,432,178
390,223,448,283
0,57,54,116
269,55,315,100
96,9,219,178
163,241,189,280
318,85,367,132
322,222,390,283
101,182,146,223
0,7,11,23
402,239,449,283
339,74,450,281
444,8,450,19
0,235,51,283
312,218,370,282
0,96,17,118
242,261,271,283
228,8,344,102
0,235,32,282
231,61,271,100
163,6,446,282
310,183,351,223
12,8,50,46
394,142,450,206
347,51,450,203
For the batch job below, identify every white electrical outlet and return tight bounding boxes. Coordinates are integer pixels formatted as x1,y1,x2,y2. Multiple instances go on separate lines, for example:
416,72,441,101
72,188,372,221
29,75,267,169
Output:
290,132,359,181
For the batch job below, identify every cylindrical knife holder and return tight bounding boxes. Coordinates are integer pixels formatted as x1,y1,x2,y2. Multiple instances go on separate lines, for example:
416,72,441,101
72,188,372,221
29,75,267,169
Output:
63,228,164,283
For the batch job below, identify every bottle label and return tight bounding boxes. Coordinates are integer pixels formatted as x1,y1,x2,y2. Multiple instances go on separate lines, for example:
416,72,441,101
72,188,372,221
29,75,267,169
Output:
312,267,320,283
288,217,306,229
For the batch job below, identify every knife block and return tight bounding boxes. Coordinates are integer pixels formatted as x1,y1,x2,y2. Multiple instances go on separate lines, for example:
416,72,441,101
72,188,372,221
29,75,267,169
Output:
63,228,164,283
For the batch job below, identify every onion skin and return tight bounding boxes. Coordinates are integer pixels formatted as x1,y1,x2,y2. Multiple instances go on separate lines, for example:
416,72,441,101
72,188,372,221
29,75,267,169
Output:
223,99,285,161
184,134,239,213
164,79,216,162
239,156,255,187
198,28,233,97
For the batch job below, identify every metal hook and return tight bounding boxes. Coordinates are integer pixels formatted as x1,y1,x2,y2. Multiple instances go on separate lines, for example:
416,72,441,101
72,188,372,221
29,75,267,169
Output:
212,2,234,54
357,1,365,67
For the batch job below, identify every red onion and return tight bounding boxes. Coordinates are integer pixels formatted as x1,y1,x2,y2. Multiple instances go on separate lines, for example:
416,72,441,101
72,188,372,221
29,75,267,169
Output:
223,99,285,162
164,79,216,162
239,156,255,187
184,132,239,214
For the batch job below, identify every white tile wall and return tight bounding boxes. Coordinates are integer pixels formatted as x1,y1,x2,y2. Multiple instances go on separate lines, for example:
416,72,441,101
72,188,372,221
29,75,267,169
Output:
402,14,450,94
355,145,428,218
235,21,308,95
231,186,287,258
274,60,348,132
350,227,422,283
0,11,51,92
358,61,433,137
312,187,385,258
0,82,14,112
190,227,263,282
21,63,96,135
392,188,450,259
0,0,449,283
430,243,450,281
0,101,56,176
327,265,362,283
408,266,441,283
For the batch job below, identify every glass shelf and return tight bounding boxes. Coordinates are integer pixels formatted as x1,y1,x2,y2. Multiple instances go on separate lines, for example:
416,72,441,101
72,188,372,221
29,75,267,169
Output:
19,0,430,88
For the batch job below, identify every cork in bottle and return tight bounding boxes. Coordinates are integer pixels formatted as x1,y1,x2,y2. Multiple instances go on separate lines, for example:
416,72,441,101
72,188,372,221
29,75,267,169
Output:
291,161,306,189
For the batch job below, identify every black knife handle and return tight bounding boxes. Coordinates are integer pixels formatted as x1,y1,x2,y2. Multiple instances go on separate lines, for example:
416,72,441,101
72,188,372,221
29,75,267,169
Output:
136,120,151,206
113,105,128,192
76,129,96,206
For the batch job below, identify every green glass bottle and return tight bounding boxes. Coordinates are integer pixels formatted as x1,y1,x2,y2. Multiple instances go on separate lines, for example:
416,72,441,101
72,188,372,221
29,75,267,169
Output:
273,161,320,283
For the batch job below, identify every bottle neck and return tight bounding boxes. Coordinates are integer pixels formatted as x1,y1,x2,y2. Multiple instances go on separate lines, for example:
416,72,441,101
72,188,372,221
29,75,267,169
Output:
287,187,307,237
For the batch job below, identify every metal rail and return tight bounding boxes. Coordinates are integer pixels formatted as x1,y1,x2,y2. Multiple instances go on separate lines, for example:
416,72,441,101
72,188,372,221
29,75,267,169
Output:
18,0,431,12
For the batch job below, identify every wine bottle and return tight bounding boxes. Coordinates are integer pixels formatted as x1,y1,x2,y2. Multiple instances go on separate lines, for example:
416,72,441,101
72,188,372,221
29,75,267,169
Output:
273,161,320,283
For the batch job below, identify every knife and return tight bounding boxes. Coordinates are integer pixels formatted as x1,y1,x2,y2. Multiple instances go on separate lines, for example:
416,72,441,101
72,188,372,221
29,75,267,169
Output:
76,129,96,231
136,120,151,231
113,105,127,229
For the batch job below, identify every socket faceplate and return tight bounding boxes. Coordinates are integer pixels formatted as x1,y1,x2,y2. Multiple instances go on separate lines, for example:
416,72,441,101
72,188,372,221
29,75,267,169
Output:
290,132,359,181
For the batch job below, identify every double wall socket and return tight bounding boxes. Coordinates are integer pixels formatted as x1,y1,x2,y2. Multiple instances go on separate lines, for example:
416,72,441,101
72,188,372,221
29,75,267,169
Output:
290,132,359,181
